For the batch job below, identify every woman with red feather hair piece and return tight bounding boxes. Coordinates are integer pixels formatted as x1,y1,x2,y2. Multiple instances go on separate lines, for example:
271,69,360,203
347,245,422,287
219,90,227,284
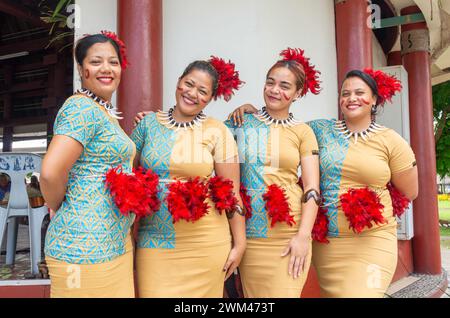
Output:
225,48,321,298
41,31,136,298
230,68,418,298
130,57,246,297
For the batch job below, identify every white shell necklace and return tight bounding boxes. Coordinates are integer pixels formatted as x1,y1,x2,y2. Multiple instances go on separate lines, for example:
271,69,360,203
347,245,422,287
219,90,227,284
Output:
335,119,385,144
158,107,206,131
78,88,123,119
255,107,302,127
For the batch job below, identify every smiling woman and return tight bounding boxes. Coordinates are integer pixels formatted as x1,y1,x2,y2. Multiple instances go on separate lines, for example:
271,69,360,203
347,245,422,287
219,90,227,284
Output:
40,32,136,298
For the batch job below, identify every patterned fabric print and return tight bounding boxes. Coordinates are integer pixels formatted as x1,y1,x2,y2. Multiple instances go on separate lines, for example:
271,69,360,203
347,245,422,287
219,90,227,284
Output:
44,95,135,264
131,113,176,249
226,114,269,238
308,119,349,237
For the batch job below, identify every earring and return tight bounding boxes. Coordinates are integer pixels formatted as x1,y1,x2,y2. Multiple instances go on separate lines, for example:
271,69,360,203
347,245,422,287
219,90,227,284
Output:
371,105,377,115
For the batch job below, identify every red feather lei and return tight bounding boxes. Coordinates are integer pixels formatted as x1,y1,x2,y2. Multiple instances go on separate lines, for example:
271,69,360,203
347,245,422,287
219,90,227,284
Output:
101,30,129,70
340,187,387,233
208,176,238,214
387,182,410,217
312,205,329,244
263,184,295,227
363,68,402,105
105,166,160,218
209,56,244,102
166,177,210,223
280,48,321,97
239,184,253,220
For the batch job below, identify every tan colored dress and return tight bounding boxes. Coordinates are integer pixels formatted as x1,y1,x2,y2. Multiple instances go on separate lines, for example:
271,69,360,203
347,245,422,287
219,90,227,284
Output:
131,111,238,298
309,119,416,298
226,113,319,298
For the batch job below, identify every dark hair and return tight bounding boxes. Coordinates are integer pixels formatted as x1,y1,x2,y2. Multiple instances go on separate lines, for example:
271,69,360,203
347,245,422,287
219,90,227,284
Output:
266,60,305,91
179,60,219,97
343,70,380,107
74,34,122,67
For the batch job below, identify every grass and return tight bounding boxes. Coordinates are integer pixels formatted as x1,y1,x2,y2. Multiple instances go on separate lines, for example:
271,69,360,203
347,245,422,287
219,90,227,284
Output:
439,200,450,237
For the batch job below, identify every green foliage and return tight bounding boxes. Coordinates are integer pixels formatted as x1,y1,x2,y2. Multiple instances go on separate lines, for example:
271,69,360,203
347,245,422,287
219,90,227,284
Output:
433,81,450,178
39,0,74,52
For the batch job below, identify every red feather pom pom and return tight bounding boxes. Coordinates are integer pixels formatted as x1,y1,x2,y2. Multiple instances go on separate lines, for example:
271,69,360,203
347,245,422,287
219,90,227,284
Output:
101,30,129,70
280,48,321,97
166,177,210,223
340,187,387,233
209,56,244,102
363,68,402,106
263,184,295,227
239,184,253,220
208,176,238,214
105,166,160,218
312,205,329,244
387,182,410,217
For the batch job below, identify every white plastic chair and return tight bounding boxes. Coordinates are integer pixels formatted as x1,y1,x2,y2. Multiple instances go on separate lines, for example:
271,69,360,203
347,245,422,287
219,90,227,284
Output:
0,153,48,276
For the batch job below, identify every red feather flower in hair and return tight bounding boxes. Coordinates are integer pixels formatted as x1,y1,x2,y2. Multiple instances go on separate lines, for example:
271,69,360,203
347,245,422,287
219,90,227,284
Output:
280,48,321,96
166,177,210,223
208,176,238,214
105,166,160,218
312,205,329,244
263,184,295,227
363,68,402,105
239,184,253,220
387,182,410,217
101,30,129,70
209,56,244,102
340,187,387,234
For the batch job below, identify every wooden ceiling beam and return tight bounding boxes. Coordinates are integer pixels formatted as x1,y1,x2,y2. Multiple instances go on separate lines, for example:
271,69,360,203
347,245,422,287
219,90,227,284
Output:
0,37,49,56
0,0,48,28
0,115,47,127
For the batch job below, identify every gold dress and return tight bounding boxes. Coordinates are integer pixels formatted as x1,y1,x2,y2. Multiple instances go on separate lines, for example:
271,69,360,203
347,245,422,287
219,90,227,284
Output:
226,113,319,298
131,111,238,297
308,119,416,298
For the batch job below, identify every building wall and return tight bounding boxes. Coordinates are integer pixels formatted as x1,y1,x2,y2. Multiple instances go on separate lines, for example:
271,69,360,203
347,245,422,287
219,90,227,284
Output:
163,0,338,121
74,0,338,121
372,33,387,68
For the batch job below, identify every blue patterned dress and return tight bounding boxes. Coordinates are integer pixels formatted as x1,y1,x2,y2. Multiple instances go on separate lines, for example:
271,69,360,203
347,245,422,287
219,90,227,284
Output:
226,113,319,298
308,119,416,298
131,111,238,297
44,94,135,265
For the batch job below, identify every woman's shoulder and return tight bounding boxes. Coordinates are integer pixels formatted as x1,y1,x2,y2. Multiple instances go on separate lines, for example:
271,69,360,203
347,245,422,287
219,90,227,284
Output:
223,113,258,129
58,94,98,115
135,111,158,130
307,118,336,128
306,118,336,136
206,116,231,130
376,127,409,146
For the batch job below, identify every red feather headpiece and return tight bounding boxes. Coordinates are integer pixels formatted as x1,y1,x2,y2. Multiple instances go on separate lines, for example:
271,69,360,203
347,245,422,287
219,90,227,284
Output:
101,30,129,70
279,48,321,97
208,56,244,102
363,68,402,106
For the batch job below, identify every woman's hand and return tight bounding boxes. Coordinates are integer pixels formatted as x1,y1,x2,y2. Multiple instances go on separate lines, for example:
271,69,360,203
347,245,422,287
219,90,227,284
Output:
227,104,258,127
133,111,151,127
223,244,246,281
281,233,311,279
